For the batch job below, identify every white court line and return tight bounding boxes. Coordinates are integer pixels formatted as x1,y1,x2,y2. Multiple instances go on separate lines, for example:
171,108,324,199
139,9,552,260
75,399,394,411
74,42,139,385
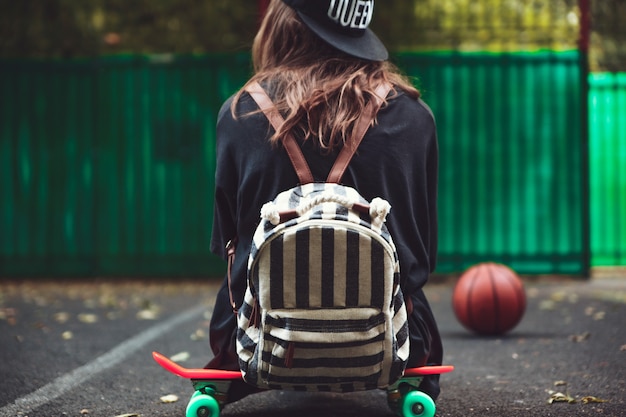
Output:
0,303,208,416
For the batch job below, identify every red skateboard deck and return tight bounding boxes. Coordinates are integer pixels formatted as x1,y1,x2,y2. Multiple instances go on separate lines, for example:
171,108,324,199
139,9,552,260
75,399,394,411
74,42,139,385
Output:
153,351,452,380
153,351,453,417
153,351,242,380
403,365,454,376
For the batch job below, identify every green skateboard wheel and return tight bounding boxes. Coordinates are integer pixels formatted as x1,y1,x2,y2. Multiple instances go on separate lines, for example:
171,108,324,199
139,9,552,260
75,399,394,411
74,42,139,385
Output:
400,391,436,417
186,393,220,417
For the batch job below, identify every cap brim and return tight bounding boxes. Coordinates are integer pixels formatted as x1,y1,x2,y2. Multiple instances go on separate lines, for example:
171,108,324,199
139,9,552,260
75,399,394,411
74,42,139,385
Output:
297,12,388,61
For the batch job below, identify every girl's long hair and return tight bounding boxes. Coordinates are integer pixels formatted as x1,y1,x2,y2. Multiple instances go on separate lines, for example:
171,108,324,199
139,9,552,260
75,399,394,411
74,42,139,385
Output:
232,0,420,152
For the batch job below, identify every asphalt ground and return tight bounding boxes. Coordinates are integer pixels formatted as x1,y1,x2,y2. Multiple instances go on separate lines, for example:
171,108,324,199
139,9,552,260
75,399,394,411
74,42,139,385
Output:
0,274,624,417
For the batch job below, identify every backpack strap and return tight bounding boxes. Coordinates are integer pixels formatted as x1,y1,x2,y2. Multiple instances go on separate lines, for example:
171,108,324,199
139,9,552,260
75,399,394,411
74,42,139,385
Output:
326,82,392,184
245,81,391,184
246,82,315,184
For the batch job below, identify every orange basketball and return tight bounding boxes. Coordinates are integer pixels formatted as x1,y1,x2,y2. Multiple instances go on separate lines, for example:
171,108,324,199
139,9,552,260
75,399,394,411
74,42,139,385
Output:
452,262,526,335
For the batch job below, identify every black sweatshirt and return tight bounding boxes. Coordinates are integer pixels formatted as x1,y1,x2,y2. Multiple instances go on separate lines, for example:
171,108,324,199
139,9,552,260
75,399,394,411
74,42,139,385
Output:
207,87,443,399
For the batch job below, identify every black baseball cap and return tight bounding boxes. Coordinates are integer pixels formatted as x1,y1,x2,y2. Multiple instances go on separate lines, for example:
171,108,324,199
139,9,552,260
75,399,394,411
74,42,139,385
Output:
281,0,388,61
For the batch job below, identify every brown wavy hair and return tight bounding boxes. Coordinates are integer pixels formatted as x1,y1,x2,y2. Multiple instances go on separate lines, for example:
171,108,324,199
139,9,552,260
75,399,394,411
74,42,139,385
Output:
233,0,420,152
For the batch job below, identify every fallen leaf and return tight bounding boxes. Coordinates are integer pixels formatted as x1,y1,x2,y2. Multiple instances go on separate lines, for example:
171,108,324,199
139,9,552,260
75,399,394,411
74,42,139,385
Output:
620,344,626,351
554,380,567,386
54,312,71,323
548,392,576,404
190,329,206,341
1,308,18,325
114,414,140,417
170,351,190,362
80,409,90,415
539,300,557,311
62,331,73,340
136,309,159,320
593,311,605,320
569,332,590,343
78,313,98,324
567,293,579,303
160,394,179,403
581,396,608,404
34,321,47,330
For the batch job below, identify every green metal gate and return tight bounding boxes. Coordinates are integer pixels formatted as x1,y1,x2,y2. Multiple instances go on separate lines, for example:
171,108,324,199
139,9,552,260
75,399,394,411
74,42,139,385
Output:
1,55,249,277
397,51,586,274
589,73,626,266
0,51,594,277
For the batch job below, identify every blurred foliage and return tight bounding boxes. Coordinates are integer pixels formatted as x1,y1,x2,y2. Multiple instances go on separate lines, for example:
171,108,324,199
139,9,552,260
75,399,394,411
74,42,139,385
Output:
589,0,626,72
0,0,623,70
0,0,257,58
373,0,579,52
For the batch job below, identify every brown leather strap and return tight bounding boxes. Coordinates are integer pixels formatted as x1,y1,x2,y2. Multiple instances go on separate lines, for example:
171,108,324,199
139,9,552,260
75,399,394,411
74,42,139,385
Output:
326,83,392,184
245,81,391,185
245,82,315,184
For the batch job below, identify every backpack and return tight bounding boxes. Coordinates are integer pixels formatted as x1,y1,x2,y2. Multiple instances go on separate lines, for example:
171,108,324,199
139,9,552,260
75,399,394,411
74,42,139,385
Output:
234,81,409,392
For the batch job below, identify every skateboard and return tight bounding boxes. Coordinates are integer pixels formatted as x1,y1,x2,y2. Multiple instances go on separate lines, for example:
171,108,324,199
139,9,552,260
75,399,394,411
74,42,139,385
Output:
153,351,453,417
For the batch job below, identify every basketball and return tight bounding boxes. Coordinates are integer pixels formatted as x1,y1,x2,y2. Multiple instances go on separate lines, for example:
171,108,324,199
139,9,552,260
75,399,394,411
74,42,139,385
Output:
452,262,526,335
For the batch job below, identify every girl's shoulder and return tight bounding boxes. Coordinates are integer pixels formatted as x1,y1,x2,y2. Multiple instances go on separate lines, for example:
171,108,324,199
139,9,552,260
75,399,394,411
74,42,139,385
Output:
385,88,437,125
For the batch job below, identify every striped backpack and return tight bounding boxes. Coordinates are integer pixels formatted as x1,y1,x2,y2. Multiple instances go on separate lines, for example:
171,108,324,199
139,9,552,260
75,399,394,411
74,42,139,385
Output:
235,82,409,392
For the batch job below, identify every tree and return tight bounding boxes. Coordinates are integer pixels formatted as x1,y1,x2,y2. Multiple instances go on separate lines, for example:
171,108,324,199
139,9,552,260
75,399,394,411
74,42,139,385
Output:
0,0,258,58
590,0,626,71
0,0,623,70
371,0,579,52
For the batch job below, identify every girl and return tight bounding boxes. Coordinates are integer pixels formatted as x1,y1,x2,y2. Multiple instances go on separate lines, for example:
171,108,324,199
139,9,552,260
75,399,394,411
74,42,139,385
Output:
208,0,443,401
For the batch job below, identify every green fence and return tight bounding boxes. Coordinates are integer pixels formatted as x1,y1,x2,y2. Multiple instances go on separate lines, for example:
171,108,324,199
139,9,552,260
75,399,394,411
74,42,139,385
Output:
589,73,626,266
0,51,610,278
0,55,250,277
397,51,586,274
